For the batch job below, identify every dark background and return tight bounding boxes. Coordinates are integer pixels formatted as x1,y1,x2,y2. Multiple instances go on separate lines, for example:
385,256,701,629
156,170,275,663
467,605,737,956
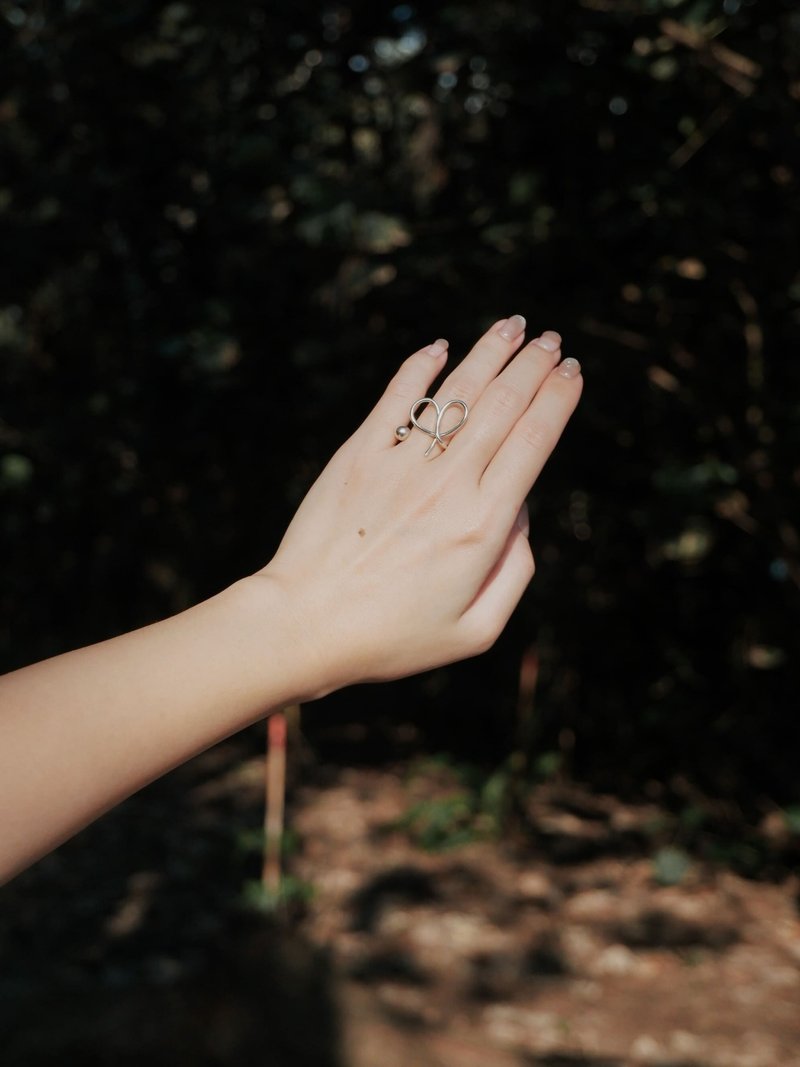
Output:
3,0,798,804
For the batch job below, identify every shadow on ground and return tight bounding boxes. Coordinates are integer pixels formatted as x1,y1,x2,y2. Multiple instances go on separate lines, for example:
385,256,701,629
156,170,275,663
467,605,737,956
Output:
1,734,342,1067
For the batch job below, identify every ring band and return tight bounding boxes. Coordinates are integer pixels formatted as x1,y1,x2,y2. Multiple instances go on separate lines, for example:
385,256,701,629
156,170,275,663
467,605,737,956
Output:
395,397,469,455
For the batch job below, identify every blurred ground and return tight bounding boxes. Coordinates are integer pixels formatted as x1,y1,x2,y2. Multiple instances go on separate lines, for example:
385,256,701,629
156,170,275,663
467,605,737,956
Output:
294,763,800,1067
3,740,799,1067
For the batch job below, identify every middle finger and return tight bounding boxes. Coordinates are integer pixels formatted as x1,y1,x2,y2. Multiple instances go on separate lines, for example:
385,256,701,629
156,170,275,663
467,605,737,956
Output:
427,314,529,417
444,331,563,470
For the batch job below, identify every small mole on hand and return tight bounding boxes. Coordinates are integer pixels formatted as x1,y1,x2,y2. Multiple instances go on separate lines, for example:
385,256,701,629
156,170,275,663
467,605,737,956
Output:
358,528,366,538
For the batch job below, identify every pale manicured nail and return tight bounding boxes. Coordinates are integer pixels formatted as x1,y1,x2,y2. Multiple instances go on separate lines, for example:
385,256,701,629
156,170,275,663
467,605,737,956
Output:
534,330,561,353
558,357,582,379
498,314,526,341
426,339,448,357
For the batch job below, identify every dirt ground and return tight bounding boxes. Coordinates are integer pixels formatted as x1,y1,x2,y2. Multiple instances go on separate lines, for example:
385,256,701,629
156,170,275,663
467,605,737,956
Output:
3,741,799,1067
292,762,800,1067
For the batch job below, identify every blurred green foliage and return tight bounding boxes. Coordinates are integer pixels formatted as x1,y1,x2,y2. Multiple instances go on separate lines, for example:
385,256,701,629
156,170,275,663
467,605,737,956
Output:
241,875,315,914
1,0,799,806
391,756,513,850
652,845,691,886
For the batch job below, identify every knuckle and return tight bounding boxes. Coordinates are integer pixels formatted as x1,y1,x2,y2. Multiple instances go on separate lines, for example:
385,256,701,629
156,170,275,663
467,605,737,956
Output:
460,614,501,657
457,508,493,547
445,370,482,401
519,419,552,452
491,383,521,414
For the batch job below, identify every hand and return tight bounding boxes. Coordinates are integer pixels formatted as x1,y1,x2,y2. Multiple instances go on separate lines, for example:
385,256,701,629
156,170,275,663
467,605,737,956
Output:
253,316,582,696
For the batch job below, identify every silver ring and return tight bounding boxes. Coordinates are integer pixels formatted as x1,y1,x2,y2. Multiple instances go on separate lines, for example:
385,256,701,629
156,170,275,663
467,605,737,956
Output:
395,397,469,456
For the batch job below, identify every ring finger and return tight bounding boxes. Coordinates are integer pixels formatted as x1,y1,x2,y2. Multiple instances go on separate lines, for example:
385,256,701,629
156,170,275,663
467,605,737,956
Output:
446,331,563,472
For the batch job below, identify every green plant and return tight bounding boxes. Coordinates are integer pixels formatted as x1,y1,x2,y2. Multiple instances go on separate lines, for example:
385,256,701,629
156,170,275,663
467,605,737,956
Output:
392,758,514,851
241,875,315,913
652,845,692,886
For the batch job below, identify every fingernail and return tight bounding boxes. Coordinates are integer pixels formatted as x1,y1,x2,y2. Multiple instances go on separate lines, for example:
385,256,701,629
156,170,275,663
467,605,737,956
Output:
557,357,582,379
426,339,448,357
498,314,526,341
534,330,561,353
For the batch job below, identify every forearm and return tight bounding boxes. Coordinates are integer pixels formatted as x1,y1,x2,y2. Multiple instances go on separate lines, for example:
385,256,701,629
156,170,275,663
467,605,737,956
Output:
0,575,308,883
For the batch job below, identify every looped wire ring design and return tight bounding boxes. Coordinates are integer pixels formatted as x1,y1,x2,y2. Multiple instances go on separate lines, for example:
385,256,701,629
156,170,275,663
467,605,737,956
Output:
395,397,469,456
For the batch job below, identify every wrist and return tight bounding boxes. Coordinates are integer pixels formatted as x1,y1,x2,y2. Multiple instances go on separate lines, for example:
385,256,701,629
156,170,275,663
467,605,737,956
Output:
225,570,336,707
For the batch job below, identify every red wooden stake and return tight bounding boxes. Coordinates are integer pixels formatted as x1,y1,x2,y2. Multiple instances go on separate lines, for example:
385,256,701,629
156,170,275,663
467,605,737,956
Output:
262,711,287,895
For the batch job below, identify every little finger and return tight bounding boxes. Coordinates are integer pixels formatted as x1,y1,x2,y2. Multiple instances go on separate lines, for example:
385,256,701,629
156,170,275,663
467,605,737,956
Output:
456,516,535,657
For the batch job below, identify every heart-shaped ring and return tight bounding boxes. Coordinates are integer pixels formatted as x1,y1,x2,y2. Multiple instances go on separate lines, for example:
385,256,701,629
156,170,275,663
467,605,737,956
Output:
405,397,469,456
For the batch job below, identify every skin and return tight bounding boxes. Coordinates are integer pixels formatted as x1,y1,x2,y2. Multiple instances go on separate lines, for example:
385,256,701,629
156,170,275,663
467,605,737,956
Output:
0,316,582,883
